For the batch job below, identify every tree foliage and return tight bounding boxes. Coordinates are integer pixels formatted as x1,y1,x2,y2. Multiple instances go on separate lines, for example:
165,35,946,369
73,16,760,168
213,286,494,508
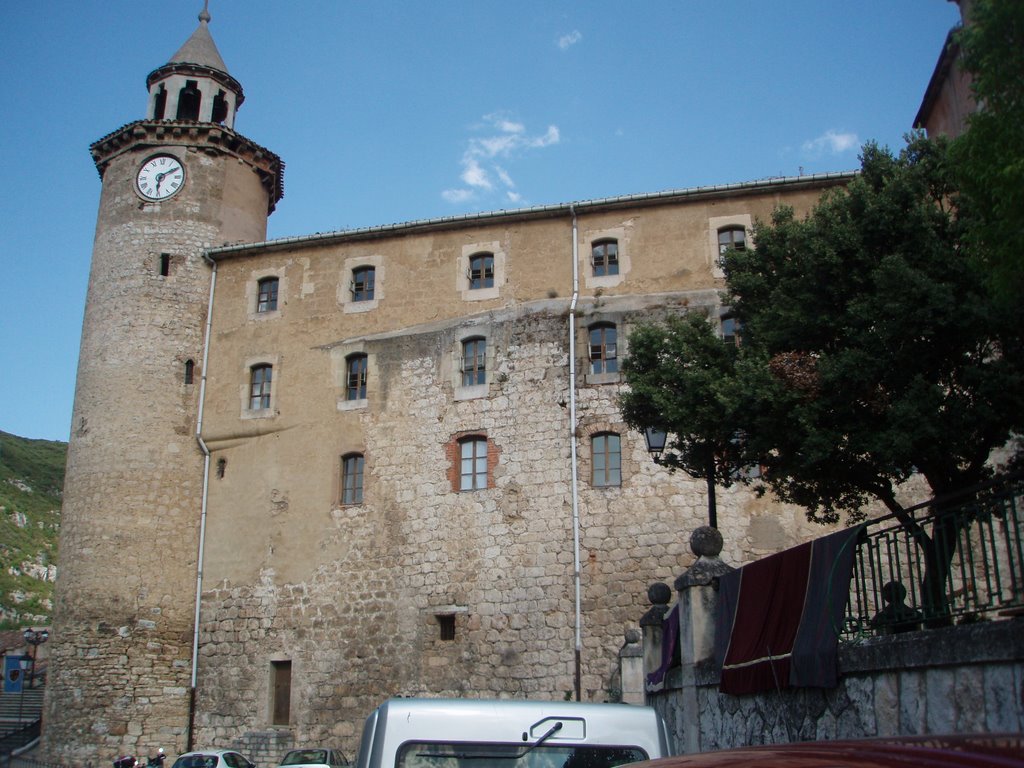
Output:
619,312,744,488
951,0,1024,301
621,135,1024,530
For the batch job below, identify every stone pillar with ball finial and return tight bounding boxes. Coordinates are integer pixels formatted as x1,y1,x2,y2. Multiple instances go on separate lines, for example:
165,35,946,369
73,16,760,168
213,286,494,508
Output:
674,525,733,753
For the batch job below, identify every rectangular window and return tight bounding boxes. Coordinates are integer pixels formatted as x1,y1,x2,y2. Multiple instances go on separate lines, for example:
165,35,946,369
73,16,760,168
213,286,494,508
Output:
258,277,279,313
347,354,368,400
717,227,746,269
437,614,456,641
461,338,486,387
592,433,621,487
591,240,619,277
352,267,375,301
249,365,272,410
341,454,364,505
721,316,739,346
589,324,618,374
468,253,495,290
271,660,291,726
459,437,488,491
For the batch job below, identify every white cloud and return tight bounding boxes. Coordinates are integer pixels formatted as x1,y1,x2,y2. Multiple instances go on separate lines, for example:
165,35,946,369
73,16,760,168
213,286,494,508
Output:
443,113,561,207
531,125,560,148
558,30,582,50
442,188,474,203
460,157,492,190
802,130,860,158
496,167,515,188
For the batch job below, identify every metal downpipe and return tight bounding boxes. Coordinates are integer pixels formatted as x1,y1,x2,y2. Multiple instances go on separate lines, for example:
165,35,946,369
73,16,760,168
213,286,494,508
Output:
188,255,217,749
569,205,582,701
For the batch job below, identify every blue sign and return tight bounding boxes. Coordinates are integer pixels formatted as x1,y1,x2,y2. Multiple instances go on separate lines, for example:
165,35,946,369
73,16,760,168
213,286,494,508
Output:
4,655,25,694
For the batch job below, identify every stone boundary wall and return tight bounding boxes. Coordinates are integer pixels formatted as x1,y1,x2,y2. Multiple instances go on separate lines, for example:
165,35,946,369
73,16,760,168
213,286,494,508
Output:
644,602,1024,754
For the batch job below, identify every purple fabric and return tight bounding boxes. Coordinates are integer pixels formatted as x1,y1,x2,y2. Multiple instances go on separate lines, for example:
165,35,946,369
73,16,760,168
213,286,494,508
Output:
646,603,680,691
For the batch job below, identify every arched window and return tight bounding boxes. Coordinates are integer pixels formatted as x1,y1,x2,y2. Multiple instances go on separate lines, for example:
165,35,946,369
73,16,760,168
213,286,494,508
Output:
351,266,375,301
184,359,195,385
461,337,487,387
459,436,488,491
591,432,621,487
468,252,494,290
591,239,619,277
211,90,229,124
249,364,272,410
588,323,618,374
176,80,201,121
717,226,746,267
346,354,368,401
341,453,365,505
257,277,279,313
153,85,167,120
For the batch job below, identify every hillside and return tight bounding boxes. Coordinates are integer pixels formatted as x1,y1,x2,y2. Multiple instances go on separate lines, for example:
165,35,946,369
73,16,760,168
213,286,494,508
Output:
0,430,64,628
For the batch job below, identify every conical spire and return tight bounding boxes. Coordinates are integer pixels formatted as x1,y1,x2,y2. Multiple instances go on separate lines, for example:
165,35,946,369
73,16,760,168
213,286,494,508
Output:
167,2,229,74
145,2,244,128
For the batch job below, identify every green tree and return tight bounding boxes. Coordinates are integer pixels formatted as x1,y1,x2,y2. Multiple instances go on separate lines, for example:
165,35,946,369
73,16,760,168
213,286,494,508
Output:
619,312,744,528
621,135,1024,620
952,0,1024,302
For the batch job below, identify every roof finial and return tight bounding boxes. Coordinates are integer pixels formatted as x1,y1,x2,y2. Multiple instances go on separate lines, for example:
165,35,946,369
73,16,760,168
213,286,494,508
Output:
199,0,211,24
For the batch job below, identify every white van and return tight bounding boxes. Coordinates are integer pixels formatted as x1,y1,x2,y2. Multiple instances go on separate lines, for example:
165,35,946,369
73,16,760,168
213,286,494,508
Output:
355,698,672,768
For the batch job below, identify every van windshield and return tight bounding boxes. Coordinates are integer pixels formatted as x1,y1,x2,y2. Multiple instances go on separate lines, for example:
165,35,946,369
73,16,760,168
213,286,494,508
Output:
398,742,647,768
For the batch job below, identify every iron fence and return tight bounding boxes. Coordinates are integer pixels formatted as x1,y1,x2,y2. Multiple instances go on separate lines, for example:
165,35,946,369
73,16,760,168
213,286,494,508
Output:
842,477,1024,639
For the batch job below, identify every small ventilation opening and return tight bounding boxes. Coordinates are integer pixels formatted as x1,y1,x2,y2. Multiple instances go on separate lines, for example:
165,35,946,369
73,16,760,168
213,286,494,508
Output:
159,253,170,277
216,458,226,478
437,614,456,641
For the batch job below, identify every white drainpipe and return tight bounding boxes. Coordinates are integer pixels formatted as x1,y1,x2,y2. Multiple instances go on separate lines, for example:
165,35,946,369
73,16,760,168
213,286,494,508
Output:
188,255,217,746
568,205,582,700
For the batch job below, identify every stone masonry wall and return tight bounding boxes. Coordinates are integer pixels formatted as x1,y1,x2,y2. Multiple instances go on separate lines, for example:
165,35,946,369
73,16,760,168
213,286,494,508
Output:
193,296,837,761
47,130,274,765
649,611,1024,753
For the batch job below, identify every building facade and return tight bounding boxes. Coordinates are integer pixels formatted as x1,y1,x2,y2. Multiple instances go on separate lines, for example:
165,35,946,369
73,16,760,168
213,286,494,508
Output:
47,8,856,765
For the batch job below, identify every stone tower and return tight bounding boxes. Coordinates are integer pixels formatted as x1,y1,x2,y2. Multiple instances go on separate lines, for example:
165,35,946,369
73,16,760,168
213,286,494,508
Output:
44,8,282,762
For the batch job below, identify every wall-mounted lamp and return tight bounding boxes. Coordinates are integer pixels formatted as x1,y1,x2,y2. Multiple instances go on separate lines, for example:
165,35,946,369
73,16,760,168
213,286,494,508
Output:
644,428,668,462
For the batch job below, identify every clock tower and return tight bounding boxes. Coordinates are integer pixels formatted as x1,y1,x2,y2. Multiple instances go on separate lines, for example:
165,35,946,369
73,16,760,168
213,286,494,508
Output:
45,7,282,762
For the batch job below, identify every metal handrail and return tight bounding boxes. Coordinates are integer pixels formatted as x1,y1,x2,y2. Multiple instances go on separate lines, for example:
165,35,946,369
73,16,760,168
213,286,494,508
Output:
842,477,1024,639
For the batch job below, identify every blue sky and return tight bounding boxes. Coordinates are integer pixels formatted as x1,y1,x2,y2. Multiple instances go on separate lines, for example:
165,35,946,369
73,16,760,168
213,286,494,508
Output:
1,1,962,442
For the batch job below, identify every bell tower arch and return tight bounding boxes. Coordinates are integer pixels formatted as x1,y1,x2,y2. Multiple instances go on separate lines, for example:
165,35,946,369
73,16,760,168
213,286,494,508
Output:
44,6,283,763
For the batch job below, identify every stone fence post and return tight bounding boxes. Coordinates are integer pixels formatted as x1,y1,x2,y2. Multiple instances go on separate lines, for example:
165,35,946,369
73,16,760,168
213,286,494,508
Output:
674,526,732,754
639,582,672,685
619,628,645,705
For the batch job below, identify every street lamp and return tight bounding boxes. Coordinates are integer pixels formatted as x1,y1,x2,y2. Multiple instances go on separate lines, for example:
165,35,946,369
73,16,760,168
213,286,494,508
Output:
22,628,49,688
643,427,718,529
643,428,667,463
16,654,31,727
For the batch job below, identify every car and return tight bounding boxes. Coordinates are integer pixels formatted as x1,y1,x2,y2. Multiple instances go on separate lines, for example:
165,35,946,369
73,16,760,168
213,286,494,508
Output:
623,734,1024,768
277,749,349,768
171,751,257,768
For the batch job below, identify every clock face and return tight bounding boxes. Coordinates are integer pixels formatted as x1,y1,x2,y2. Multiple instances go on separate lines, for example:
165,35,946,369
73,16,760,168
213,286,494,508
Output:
136,154,185,201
